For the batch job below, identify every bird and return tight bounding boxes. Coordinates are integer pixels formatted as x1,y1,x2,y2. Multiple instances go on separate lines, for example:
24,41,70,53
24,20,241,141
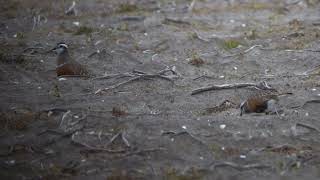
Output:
51,42,89,77
240,83,292,116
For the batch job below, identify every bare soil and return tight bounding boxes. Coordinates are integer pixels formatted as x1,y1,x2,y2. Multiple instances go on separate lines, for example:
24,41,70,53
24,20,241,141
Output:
1,0,320,179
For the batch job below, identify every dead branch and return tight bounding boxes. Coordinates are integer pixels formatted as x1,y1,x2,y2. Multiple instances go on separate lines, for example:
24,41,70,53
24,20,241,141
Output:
191,81,270,95
296,123,320,133
94,67,179,94
210,161,271,171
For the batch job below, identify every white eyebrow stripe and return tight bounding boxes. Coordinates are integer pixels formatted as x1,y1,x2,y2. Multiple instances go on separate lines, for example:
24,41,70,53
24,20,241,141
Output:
59,44,68,48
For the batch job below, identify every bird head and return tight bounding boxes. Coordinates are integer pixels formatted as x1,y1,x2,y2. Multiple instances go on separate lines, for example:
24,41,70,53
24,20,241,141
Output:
51,42,68,54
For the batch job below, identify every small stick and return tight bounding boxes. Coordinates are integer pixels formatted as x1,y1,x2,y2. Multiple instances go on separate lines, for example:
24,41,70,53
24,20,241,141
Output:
22,47,45,53
210,161,271,171
296,123,320,133
87,51,99,58
92,73,133,80
59,110,71,128
121,132,131,147
244,45,263,53
95,76,142,94
191,82,259,95
260,48,320,53
95,67,178,94
105,132,122,147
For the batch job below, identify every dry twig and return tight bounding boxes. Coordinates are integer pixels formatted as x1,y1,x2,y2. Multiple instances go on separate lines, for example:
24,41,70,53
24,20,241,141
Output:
60,110,71,128
105,132,130,147
210,161,271,171
260,47,320,53
296,123,320,133
95,66,179,94
191,81,271,95
92,72,133,80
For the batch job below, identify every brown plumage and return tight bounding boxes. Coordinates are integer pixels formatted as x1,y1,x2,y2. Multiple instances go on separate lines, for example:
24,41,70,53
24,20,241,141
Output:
240,88,291,116
52,43,88,77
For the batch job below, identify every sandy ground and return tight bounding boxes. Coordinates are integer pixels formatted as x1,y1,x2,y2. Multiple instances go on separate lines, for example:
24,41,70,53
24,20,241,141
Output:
1,0,320,179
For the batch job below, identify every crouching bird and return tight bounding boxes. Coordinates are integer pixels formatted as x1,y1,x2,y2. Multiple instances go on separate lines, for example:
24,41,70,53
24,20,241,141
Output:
240,85,292,116
51,42,89,77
